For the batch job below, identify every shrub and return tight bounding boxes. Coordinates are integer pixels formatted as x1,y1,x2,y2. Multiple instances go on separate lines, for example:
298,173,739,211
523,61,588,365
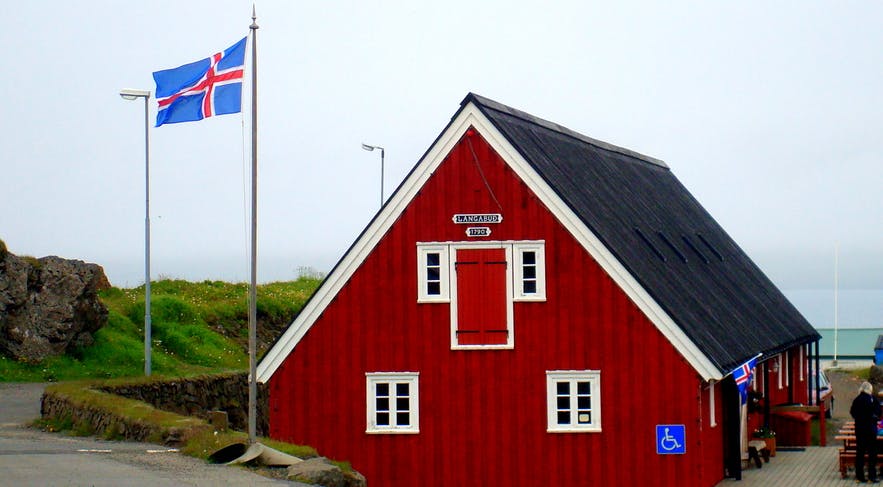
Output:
127,295,200,327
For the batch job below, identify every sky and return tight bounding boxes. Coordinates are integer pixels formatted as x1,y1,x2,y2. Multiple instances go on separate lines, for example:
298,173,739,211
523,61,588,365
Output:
1,1,880,327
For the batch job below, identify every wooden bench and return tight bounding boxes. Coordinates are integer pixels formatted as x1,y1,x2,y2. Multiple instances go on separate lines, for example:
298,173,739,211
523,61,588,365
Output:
840,448,856,478
745,440,770,469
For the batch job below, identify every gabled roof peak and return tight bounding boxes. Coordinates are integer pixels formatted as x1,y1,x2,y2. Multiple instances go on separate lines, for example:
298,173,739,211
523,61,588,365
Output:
462,93,669,169
257,93,817,383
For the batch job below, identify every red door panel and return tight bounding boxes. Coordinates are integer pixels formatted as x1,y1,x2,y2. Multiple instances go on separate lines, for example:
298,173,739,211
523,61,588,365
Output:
455,248,508,345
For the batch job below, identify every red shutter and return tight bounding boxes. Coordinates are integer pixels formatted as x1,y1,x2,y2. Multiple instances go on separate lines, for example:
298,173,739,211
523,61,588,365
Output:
455,248,508,345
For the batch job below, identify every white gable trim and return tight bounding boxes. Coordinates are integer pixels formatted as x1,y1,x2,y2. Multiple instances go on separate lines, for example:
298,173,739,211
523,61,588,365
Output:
257,102,723,383
257,108,482,382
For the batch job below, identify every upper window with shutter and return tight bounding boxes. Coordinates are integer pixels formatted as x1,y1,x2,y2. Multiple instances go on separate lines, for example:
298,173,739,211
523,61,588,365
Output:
417,241,545,349
453,247,510,346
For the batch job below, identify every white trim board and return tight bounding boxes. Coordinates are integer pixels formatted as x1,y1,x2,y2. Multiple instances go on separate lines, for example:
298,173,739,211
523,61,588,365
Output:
256,102,723,383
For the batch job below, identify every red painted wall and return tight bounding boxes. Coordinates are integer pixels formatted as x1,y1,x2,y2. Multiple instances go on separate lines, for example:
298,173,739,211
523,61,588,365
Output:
269,131,726,486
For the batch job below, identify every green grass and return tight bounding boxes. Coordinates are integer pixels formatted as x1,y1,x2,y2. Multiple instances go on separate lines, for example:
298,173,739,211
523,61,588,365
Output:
0,277,321,382
849,366,871,380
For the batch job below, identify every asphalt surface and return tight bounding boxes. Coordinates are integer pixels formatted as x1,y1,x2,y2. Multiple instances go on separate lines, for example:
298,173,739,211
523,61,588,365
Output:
0,382,302,486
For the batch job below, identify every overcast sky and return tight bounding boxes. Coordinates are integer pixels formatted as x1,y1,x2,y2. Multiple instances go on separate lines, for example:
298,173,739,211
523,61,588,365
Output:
1,1,880,326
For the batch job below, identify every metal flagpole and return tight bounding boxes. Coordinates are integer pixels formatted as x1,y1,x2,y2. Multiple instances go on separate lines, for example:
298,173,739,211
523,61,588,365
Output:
832,243,839,367
248,6,259,445
143,93,152,377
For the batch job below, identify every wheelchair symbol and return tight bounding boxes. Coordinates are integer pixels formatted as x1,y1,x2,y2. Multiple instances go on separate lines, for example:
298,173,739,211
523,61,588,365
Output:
656,424,686,454
659,428,681,451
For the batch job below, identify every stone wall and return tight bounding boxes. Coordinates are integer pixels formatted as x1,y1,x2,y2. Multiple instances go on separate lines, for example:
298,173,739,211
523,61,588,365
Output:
100,372,269,435
40,388,189,444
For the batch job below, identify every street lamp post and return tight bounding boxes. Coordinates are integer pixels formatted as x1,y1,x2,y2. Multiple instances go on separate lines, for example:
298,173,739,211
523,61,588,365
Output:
361,143,385,208
119,88,152,376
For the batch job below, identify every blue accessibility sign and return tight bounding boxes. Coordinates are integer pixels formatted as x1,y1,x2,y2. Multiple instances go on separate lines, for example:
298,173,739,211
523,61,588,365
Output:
656,424,686,454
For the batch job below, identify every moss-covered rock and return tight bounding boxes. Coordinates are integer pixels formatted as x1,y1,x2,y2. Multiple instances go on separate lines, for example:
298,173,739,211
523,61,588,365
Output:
0,252,109,362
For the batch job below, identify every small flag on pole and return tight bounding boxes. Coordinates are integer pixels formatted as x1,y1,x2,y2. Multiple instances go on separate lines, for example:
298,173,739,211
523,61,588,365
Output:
732,356,758,405
153,37,247,127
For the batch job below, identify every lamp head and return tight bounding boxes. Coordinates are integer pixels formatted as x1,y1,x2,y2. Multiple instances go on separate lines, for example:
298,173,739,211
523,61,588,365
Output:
361,143,375,152
119,89,150,100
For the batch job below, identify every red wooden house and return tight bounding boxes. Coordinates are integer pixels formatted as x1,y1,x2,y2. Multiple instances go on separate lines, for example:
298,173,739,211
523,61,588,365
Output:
257,94,821,486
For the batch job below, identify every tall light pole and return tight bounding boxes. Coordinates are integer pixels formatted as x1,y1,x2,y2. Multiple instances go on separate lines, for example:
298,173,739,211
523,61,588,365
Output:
361,143,385,208
119,88,152,376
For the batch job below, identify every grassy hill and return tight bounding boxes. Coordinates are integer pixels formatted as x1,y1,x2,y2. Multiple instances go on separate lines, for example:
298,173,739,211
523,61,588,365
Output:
0,278,321,382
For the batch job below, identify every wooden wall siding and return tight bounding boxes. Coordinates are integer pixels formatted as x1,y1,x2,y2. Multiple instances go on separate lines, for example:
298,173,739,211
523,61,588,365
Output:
791,347,809,405
269,131,725,487
748,347,810,437
764,349,809,408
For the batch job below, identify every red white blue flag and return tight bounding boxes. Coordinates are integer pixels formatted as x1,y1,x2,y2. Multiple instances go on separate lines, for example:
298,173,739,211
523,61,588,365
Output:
153,37,247,127
732,356,758,405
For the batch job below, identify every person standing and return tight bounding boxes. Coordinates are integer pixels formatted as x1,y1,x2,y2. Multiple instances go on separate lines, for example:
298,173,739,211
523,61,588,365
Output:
851,381,882,483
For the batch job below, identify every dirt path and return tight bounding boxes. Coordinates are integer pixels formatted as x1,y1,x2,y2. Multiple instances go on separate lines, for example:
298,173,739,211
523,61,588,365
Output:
0,382,46,426
825,368,865,445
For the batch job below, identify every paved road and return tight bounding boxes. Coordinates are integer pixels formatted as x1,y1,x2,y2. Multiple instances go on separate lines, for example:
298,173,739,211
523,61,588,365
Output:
0,383,301,486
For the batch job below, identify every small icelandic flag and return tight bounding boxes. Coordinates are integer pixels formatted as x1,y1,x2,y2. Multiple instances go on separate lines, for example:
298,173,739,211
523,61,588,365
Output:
732,356,758,405
153,37,247,127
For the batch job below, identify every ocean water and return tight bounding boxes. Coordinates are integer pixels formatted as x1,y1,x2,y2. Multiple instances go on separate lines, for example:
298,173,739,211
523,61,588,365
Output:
815,327,883,358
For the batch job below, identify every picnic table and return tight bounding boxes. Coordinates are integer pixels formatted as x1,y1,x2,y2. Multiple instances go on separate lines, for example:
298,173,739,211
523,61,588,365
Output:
836,425,883,478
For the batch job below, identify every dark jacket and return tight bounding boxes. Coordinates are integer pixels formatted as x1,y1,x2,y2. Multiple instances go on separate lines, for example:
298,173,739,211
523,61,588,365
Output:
851,391,882,440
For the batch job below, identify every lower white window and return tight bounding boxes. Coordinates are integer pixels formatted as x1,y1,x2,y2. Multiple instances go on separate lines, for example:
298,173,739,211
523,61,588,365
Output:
546,370,601,432
366,372,419,434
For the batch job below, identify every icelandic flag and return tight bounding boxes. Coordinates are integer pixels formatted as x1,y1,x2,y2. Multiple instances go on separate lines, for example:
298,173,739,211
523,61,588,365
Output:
153,37,247,127
732,356,758,405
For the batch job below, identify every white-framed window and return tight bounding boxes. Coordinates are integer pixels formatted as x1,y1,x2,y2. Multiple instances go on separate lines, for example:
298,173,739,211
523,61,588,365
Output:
514,243,546,301
366,372,419,434
546,370,601,433
417,245,450,302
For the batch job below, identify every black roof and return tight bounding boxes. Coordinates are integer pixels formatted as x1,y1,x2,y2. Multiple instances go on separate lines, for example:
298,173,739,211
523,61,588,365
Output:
465,93,819,373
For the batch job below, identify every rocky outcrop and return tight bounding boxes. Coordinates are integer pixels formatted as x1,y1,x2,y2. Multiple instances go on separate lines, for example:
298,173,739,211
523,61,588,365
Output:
0,246,110,362
287,457,367,487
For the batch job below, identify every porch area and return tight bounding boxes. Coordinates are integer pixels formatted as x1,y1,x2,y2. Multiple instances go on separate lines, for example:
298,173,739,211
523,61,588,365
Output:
717,446,868,486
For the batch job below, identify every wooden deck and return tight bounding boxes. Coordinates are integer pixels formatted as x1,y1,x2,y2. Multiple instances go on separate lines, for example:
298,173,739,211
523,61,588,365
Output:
716,447,875,486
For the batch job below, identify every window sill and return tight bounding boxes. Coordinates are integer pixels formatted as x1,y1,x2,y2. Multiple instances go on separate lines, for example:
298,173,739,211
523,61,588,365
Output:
547,427,602,434
514,295,546,302
452,344,515,351
366,429,420,435
417,297,450,304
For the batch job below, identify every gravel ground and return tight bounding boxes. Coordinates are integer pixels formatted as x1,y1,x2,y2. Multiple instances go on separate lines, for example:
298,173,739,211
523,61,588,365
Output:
0,382,305,486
